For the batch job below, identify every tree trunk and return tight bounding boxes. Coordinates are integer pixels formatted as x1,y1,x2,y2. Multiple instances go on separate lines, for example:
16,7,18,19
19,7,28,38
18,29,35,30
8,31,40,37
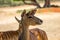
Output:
22,0,41,8
43,0,50,8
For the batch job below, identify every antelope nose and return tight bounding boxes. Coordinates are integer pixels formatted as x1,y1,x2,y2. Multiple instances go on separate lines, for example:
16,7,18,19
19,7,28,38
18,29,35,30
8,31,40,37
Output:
39,19,43,24
40,20,43,23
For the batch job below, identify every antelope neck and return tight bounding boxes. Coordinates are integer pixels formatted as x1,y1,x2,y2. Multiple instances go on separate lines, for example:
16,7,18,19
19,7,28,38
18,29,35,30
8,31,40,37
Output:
20,19,30,40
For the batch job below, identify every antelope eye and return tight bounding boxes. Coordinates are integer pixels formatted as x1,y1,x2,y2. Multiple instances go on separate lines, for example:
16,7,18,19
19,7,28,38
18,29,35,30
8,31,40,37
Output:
28,16,32,18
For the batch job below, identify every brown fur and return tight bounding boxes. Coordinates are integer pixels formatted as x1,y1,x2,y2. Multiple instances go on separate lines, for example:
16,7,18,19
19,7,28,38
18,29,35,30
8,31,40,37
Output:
30,28,48,40
18,9,48,40
0,9,47,40
0,26,22,40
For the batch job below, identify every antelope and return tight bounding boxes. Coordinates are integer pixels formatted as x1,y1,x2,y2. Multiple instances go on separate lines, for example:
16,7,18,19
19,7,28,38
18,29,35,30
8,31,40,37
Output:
17,9,48,40
0,9,48,40
0,22,22,40
30,28,48,40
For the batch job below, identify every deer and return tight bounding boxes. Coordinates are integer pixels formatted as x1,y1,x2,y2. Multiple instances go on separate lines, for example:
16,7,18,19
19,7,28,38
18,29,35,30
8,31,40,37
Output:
17,9,48,40
29,28,48,40
0,22,22,40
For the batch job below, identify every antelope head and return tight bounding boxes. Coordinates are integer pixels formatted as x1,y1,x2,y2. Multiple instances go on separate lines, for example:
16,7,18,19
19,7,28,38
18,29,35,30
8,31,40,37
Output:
15,9,43,27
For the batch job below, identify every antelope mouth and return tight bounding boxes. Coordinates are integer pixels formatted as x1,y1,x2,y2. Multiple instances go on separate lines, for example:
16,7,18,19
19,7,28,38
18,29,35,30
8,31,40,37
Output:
37,19,43,25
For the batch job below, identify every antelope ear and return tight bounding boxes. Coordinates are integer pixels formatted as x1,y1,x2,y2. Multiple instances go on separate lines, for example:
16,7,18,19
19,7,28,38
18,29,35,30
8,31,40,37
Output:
31,9,37,15
21,10,26,17
15,16,21,23
28,9,37,16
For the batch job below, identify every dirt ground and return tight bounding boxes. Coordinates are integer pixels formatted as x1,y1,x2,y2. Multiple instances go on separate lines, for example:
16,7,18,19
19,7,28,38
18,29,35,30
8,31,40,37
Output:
0,2,60,40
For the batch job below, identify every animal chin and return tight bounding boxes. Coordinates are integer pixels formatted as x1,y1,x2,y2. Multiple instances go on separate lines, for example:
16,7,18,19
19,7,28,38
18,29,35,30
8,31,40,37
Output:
37,22,43,25
31,24,37,26
32,24,36,26
38,20,43,25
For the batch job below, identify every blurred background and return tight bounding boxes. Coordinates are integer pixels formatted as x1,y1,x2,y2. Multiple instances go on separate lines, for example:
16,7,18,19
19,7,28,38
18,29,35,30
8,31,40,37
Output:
0,0,60,40
0,0,60,7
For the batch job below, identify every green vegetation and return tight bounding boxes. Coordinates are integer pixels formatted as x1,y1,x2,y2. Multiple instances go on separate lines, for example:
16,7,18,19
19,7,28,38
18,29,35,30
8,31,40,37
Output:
16,9,33,14
16,10,22,14
0,0,60,7
0,0,40,7
0,0,24,7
